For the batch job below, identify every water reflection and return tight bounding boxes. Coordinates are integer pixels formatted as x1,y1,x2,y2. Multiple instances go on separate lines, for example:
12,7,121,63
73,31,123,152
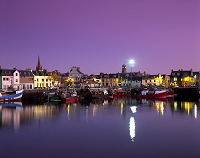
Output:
169,101,198,118
130,106,137,142
129,117,136,142
0,98,200,131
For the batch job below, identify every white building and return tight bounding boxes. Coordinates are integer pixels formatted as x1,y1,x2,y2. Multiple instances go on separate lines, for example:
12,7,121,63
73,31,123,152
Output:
0,69,20,91
68,66,84,81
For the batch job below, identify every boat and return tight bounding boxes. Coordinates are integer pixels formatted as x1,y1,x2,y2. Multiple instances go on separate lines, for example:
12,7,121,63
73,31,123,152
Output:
135,90,167,99
65,91,79,103
113,89,130,97
66,97,79,103
91,89,113,99
0,90,24,102
166,90,175,97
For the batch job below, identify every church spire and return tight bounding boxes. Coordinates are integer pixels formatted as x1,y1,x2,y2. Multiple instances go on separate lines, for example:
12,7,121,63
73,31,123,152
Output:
36,55,43,71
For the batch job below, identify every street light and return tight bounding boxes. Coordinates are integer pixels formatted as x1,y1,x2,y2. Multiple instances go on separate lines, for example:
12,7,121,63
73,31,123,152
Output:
129,59,135,87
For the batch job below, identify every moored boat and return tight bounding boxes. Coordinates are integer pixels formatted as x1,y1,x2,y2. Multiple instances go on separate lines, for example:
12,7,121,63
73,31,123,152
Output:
167,90,175,97
66,97,79,103
65,90,79,103
135,90,167,99
0,90,24,102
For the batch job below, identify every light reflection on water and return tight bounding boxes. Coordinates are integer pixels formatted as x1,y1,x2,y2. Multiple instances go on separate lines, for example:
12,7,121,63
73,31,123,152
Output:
0,98,200,158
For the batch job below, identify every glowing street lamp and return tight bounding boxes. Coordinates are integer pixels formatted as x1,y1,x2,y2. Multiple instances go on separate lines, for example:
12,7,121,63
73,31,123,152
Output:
129,59,135,86
129,59,135,66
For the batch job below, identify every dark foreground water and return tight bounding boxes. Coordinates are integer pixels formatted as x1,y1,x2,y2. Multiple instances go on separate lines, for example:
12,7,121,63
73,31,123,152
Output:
0,98,200,158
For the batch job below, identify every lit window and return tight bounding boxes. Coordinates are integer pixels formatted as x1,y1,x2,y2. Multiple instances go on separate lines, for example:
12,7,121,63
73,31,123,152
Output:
174,77,177,81
16,79,18,82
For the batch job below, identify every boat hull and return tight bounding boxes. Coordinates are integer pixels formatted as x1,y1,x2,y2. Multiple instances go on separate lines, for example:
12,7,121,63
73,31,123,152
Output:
0,90,24,102
136,91,167,99
66,97,79,103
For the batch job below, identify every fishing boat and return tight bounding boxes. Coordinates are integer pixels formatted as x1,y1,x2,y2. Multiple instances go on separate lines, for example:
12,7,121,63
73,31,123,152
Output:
0,90,24,102
65,91,79,103
167,90,175,97
135,90,167,99
66,97,79,103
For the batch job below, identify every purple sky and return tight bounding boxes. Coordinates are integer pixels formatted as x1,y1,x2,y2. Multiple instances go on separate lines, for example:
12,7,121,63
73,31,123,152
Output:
0,0,200,75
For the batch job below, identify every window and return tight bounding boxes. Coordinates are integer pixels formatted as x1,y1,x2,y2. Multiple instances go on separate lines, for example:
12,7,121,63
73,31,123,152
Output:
16,79,18,82
174,77,177,81
3,78,5,81
42,79,44,82
46,79,48,82
16,73,18,76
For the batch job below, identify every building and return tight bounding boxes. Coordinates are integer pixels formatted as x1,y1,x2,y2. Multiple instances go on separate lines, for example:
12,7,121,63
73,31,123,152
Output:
18,70,34,90
33,56,53,89
142,74,170,87
0,68,20,91
33,70,53,89
120,73,142,87
101,73,120,87
49,70,62,87
170,69,198,87
68,66,84,81
81,74,102,88
122,64,127,73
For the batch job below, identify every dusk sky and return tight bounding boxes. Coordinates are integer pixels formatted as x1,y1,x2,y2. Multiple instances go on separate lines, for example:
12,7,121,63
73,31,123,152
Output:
0,0,200,75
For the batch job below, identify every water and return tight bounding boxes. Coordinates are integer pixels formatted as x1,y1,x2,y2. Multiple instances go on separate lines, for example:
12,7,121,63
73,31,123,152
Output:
0,98,200,158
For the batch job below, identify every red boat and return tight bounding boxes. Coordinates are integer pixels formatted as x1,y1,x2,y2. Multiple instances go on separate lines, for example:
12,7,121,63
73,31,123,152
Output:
66,97,79,103
135,90,167,99
167,90,175,97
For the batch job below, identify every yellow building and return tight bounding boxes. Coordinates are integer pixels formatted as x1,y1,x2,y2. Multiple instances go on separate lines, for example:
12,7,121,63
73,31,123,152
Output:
34,75,53,89
33,56,54,89
142,74,170,87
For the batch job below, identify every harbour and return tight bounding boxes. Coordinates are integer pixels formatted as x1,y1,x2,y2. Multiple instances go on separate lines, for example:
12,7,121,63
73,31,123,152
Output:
1,0,199,157
0,97,200,158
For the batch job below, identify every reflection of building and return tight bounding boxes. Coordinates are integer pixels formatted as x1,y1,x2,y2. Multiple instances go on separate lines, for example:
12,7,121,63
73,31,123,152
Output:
170,101,198,118
0,107,22,129
0,104,61,129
